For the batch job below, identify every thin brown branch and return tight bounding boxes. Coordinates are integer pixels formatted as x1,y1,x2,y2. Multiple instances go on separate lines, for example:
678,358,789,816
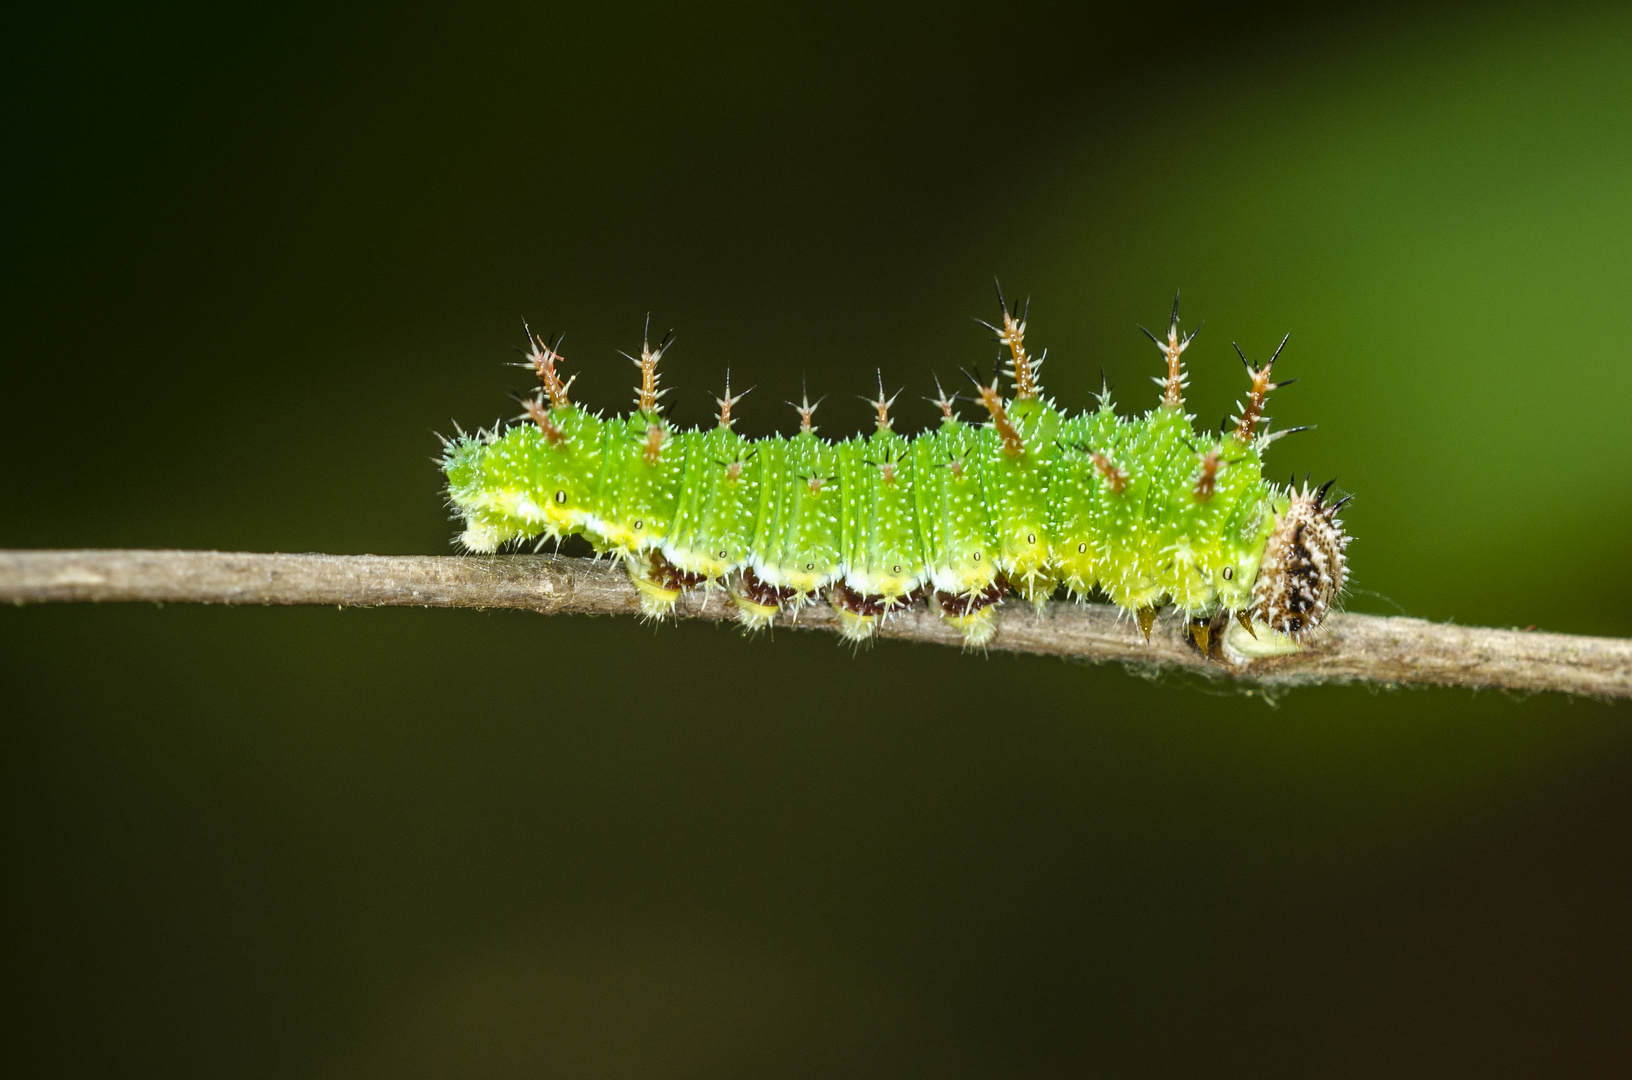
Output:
1,549,1628,699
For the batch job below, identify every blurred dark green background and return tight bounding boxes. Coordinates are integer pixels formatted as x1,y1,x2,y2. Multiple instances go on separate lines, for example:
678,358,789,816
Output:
4,3,1632,1075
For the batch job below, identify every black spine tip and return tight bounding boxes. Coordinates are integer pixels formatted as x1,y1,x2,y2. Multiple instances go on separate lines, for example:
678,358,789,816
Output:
1267,332,1291,366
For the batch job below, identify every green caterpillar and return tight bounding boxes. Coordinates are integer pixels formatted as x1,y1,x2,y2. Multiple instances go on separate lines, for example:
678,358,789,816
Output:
441,289,1351,650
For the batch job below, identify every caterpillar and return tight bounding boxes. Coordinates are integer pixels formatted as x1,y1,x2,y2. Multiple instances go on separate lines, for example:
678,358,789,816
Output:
440,288,1351,652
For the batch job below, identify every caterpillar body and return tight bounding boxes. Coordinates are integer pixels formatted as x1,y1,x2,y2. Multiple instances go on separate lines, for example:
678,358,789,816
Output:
441,290,1351,650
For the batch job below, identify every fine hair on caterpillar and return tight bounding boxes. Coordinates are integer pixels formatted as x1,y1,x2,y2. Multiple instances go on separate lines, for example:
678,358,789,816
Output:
441,284,1352,650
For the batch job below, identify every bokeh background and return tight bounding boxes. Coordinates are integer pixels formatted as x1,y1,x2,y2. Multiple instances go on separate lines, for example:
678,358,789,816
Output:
5,2,1632,1075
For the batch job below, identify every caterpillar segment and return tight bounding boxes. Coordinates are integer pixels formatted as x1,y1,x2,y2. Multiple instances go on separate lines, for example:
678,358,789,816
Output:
441,289,1351,650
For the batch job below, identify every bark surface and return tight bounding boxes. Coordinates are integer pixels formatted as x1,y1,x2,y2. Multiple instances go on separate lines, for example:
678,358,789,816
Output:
2,549,1627,698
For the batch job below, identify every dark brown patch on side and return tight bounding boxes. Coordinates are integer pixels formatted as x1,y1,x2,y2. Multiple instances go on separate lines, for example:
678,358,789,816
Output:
935,575,1008,618
829,582,922,618
738,568,805,608
645,550,709,592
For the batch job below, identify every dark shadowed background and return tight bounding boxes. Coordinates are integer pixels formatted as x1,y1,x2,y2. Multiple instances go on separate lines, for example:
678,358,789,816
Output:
4,2,1632,1076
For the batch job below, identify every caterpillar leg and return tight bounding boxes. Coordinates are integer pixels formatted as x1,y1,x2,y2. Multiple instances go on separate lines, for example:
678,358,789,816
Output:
728,568,809,631
934,578,1007,648
626,550,708,618
828,581,920,643
833,611,879,642
1223,614,1302,660
457,515,508,554
1186,615,1208,654
828,582,881,641
1007,566,1060,607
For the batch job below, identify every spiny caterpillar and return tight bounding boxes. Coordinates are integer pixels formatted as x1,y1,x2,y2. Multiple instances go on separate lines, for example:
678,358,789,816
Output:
440,288,1351,652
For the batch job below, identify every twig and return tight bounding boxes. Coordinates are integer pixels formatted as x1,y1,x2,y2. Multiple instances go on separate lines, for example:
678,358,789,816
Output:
1,549,1627,699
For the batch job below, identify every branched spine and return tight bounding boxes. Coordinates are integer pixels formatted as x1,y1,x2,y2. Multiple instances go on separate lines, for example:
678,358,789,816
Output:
1232,333,1291,442
862,371,901,433
1141,293,1198,411
978,281,1042,400
970,372,1025,457
523,323,575,409
624,316,673,417
715,370,749,429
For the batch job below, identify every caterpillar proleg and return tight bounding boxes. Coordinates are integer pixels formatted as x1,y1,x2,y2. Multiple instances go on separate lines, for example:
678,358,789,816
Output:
441,287,1351,649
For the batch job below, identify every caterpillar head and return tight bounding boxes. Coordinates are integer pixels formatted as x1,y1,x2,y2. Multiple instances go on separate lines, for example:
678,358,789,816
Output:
1250,480,1351,639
